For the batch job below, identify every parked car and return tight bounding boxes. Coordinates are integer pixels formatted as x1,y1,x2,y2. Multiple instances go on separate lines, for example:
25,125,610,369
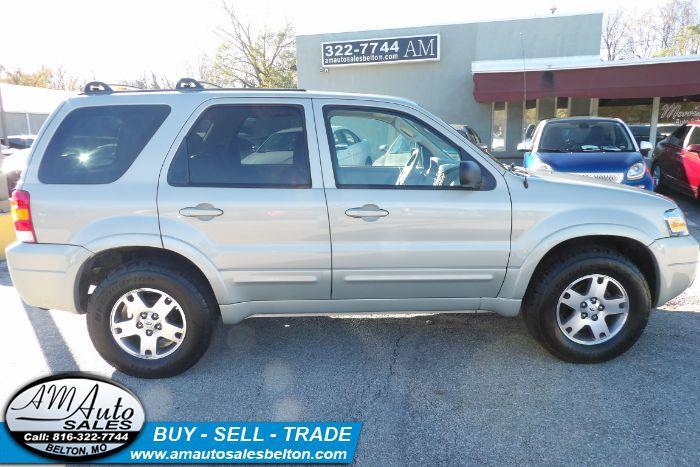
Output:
628,124,664,147
451,124,489,152
519,117,654,190
331,125,372,165
6,81,697,377
518,123,538,149
2,148,30,193
657,123,680,138
651,120,700,198
2,134,35,151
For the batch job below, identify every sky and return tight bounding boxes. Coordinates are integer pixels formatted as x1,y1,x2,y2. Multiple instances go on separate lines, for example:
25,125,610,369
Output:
0,0,665,82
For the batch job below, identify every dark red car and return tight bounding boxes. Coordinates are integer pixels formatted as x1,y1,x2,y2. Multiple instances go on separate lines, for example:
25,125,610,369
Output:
652,120,700,199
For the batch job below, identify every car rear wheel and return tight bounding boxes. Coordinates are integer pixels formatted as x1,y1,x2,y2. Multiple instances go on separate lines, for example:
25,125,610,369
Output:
522,247,651,363
87,261,217,378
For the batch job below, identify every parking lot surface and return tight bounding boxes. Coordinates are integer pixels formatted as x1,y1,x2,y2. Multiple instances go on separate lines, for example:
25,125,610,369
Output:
1,194,699,465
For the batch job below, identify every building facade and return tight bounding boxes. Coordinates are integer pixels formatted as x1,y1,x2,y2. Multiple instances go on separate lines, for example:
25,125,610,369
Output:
296,13,700,157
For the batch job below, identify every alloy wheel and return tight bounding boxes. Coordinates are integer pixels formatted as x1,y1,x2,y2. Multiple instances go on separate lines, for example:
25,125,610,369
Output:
556,274,630,345
109,288,187,359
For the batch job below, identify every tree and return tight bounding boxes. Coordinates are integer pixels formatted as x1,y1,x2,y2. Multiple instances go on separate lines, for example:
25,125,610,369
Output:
601,0,700,60
121,72,174,90
0,66,54,88
601,8,626,61
212,2,296,88
0,65,82,91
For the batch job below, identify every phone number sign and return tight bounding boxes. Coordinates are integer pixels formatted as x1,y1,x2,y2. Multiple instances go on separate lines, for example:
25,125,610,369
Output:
321,34,440,67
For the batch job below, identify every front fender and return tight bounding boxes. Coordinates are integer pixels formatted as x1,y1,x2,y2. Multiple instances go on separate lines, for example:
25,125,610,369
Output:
499,223,656,301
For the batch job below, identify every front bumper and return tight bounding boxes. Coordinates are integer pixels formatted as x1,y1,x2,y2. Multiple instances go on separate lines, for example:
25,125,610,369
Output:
5,241,92,313
622,173,654,191
649,235,699,307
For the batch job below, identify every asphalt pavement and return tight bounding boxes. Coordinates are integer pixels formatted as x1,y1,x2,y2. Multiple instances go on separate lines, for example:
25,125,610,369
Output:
1,193,699,465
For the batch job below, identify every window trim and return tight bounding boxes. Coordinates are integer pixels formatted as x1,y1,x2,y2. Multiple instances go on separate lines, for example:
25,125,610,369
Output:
167,103,312,189
38,104,171,185
322,105,495,191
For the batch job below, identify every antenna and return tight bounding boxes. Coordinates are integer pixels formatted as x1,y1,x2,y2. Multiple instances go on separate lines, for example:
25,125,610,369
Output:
519,32,527,104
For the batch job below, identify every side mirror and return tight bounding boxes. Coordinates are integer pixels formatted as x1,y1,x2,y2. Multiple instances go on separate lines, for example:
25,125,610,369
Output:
460,160,482,189
335,143,348,151
687,144,700,154
517,141,532,152
378,144,387,152
477,143,489,153
640,141,653,154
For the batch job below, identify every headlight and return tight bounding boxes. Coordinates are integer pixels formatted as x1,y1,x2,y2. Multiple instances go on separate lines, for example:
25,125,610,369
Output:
531,158,553,173
664,208,689,236
626,162,646,180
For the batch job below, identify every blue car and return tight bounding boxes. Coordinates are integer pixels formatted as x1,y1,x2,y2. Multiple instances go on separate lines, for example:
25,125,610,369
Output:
520,117,654,191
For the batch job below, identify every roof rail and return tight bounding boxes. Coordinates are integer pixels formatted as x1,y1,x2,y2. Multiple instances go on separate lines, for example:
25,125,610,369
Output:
82,78,306,94
84,81,113,94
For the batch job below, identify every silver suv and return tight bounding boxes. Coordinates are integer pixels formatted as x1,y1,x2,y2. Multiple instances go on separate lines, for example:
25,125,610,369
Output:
6,80,698,377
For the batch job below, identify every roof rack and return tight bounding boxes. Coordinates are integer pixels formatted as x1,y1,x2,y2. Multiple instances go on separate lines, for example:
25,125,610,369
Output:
84,81,113,93
82,77,306,95
175,78,204,90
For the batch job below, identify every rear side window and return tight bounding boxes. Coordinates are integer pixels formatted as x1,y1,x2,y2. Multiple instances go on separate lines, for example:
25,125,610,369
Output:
39,105,170,184
168,105,310,188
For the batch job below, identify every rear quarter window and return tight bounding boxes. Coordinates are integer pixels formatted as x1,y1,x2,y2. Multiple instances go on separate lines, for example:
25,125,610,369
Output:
38,105,170,184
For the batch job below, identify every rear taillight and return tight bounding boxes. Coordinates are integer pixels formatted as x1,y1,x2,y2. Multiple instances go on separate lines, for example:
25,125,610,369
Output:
10,190,36,243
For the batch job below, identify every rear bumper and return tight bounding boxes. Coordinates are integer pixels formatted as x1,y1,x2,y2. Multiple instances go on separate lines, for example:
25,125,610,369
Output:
5,241,92,313
649,235,699,307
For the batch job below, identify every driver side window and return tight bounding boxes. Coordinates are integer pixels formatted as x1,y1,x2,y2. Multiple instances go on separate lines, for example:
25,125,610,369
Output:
324,107,489,189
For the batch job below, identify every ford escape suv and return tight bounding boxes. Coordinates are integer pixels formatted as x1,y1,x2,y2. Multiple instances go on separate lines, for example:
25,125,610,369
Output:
6,80,699,378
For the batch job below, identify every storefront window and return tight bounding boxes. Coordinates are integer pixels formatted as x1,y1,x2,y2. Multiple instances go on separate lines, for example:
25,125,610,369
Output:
555,97,569,118
659,96,700,125
523,100,537,138
491,102,506,152
598,98,652,124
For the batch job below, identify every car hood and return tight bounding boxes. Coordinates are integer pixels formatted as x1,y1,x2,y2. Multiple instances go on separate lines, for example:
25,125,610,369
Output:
533,151,642,172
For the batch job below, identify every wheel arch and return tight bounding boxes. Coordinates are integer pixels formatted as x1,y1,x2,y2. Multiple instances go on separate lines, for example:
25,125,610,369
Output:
521,235,659,306
75,245,226,314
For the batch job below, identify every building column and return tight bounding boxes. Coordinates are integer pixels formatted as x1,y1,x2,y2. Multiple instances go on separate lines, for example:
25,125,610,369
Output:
589,98,599,116
649,97,660,152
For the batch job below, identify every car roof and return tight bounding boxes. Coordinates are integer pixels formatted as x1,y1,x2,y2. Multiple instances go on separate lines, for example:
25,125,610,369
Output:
542,116,623,124
71,88,420,108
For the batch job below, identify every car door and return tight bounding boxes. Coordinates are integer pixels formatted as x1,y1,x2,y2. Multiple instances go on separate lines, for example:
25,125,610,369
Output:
313,98,511,300
679,125,700,195
158,98,331,304
661,125,690,189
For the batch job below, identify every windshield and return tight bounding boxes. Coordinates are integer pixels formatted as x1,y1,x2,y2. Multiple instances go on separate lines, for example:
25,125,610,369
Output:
538,121,635,153
256,130,300,152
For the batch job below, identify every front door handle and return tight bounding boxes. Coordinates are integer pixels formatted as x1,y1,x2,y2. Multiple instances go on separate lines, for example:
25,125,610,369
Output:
345,204,389,221
179,203,223,219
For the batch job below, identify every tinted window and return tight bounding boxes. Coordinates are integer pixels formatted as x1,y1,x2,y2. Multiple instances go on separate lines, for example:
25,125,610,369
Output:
325,107,494,189
168,105,310,188
687,126,700,147
39,105,169,184
538,120,634,153
668,125,690,147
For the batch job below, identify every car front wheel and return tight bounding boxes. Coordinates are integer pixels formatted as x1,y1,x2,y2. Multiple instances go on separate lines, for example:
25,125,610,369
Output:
522,247,651,363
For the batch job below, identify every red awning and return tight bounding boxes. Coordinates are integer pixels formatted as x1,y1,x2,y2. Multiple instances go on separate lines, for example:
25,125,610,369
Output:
473,59,700,102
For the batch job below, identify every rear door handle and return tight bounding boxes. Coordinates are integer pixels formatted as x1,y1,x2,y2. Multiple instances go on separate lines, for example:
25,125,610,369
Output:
345,204,389,221
179,203,223,219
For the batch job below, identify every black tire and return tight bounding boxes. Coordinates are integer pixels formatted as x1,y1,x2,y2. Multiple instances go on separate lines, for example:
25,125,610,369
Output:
87,261,218,378
522,247,651,363
651,163,666,193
